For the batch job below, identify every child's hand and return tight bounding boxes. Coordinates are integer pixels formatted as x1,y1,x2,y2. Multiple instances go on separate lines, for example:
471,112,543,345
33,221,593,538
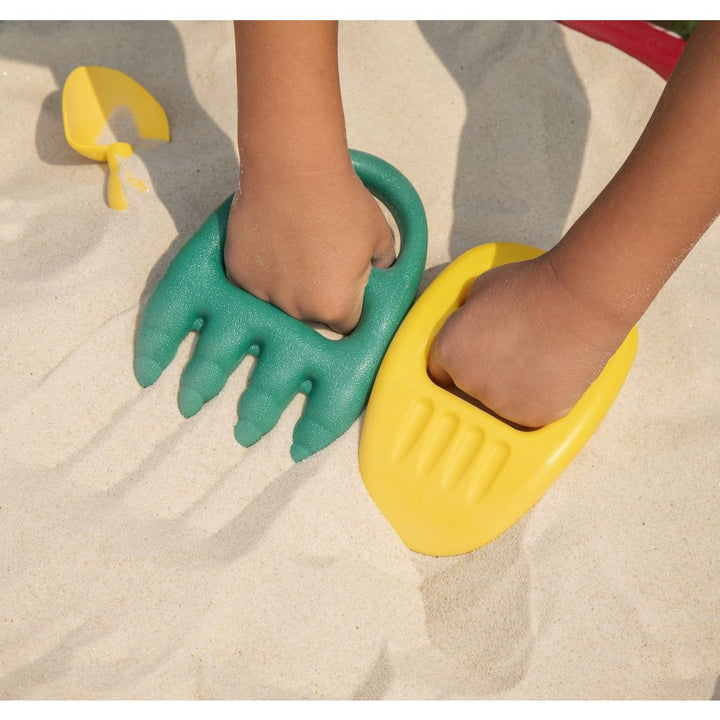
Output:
428,21,720,429
427,254,631,428
224,160,395,335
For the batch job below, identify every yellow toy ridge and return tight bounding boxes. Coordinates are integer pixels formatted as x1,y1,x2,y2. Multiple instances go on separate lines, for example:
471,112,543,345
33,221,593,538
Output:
359,242,638,556
62,66,170,210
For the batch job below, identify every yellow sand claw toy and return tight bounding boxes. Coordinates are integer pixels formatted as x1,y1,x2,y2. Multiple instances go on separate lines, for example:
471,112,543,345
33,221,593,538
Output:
359,242,638,556
62,66,170,210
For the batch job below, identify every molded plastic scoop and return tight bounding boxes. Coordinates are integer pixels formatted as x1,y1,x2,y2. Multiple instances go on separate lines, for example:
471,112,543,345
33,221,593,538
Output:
134,150,428,461
359,242,638,556
62,65,170,210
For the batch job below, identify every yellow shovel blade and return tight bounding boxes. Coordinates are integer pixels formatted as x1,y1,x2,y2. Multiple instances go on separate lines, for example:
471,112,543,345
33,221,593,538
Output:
61,66,169,210
359,242,638,556
62,65,169,160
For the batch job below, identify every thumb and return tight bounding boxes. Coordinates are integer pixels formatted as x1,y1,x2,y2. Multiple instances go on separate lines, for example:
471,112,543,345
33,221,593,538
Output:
427,335,454,388
371,225,396,269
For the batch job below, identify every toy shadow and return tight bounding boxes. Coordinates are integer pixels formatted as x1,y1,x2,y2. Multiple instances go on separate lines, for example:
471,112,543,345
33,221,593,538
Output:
0,20,238,319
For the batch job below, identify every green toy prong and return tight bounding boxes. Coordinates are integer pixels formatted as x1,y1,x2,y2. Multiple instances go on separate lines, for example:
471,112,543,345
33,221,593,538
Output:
135,150,428,460
235,345,308,447
177,318,255,417
135,322,195,388
290,380,344,462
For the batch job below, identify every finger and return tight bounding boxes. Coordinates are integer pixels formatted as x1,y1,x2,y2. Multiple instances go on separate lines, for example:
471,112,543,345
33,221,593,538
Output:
427,335,454,388
177,319,255,418
371,224,396,269
234,347,306,447
324,292,364,336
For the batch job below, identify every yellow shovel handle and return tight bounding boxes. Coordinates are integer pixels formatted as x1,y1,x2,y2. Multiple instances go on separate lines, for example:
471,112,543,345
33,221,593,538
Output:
106,142,134,210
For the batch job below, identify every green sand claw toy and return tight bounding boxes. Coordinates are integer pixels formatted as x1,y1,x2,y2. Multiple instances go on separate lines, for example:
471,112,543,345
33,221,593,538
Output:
134,150,428,461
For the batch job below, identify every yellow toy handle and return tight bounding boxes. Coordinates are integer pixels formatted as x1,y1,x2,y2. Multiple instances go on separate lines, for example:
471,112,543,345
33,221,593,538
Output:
105,142,133,210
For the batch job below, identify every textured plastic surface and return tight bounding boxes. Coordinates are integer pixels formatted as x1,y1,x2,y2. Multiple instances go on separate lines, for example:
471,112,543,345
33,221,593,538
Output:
135,149,428,461
359,242,638,556
62,65,170,209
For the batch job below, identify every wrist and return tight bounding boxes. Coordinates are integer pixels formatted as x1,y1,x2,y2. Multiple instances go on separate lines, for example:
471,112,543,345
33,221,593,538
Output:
544,238,646,336
236,150,358,204
239,138,353,179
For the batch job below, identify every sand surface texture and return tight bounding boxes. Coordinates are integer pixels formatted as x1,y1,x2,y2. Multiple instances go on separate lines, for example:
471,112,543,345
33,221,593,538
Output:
1,21,719,700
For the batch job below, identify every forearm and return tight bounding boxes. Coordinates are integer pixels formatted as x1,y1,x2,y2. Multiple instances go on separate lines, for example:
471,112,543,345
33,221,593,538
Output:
549,21,720,326
234,20,350,175
226,20,395,334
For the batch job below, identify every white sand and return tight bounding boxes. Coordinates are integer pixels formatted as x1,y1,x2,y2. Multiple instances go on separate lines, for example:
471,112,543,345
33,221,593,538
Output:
1,20,719,700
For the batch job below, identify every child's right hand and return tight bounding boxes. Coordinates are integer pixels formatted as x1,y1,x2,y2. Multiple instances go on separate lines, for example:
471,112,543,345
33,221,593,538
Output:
224,158,395,335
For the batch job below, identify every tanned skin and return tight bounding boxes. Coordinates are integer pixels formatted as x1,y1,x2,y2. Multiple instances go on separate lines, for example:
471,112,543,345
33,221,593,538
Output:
428,21,720,427
227,21,720,428
225,21,395,336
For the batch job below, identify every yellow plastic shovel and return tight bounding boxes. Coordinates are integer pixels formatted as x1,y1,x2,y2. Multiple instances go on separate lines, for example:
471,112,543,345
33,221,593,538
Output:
359,242,638,556
62,66,170,210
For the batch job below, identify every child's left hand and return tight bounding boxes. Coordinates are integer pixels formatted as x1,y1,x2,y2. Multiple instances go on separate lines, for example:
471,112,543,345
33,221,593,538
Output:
427,253,630,428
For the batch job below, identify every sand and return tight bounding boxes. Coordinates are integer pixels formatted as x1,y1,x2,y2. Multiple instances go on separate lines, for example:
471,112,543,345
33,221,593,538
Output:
1,20,719,700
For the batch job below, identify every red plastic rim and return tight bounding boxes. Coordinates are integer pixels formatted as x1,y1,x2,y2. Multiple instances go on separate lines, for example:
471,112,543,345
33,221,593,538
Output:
558,20,687,80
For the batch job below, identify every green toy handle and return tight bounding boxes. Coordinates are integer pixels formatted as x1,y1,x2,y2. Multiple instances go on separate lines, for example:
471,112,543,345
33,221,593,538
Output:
135,149,428,461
